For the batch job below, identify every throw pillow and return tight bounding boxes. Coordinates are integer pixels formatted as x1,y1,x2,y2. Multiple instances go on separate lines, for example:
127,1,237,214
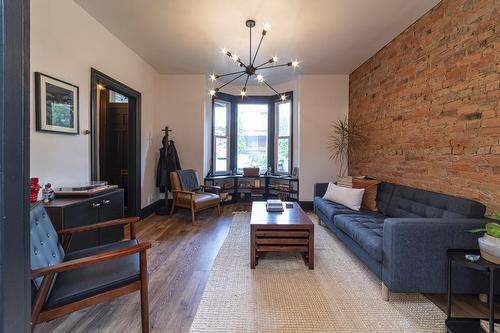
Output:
352,178,380,212
323,182,365,211
336,176,353,188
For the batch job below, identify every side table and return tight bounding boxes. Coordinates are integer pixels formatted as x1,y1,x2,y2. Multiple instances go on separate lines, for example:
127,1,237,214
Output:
447,249,500,333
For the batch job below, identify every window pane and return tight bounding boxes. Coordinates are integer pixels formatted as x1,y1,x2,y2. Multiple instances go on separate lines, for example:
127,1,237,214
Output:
109,90,128,103
215,137,228,172
237,104,268,172
214,101,228,136
277,138,289,173
278,102,291,136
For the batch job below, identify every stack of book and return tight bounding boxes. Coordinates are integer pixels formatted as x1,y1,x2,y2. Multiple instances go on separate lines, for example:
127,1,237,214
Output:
266,199,284,212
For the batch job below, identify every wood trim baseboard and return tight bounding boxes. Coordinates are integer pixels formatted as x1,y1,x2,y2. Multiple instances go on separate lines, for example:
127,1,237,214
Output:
140,199,170,219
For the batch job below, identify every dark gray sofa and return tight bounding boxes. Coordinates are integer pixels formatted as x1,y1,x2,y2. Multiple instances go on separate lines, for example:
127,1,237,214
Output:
314,181,490,298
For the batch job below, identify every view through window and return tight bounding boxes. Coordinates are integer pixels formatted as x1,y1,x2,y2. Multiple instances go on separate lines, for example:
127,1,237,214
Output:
213,100,230,173
276,101,291,173
237,104,268,172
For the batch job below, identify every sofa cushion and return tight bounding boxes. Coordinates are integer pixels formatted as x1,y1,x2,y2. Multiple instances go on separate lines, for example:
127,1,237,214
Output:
376,182,396,215
314,196,364,221
334,213,386,263
385,184,486,219
44,239,141,309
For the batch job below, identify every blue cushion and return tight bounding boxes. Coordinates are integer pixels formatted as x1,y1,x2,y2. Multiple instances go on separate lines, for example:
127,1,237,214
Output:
385,184,486,218
313,197,364,221
45,239,140,309
30,203,65,288
376,182,395,215
334,213,386,262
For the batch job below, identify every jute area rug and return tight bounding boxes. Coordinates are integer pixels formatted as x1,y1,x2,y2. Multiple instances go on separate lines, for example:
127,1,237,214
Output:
189,212,446,332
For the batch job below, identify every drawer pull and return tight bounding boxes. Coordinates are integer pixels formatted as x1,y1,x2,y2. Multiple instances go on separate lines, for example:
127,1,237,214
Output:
91,202,101,208
102,199,111,204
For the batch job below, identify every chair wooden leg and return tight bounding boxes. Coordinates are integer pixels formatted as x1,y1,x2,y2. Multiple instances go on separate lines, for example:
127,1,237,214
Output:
191,202,196,225
217,203,221,216
170,197,176,215
140,251,149,333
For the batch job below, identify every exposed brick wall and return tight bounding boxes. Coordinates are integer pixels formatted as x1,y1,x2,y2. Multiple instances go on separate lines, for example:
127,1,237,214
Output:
349,0,499,216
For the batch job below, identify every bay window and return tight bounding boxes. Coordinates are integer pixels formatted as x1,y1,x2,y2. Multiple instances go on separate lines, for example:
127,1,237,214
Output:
211,92,293,175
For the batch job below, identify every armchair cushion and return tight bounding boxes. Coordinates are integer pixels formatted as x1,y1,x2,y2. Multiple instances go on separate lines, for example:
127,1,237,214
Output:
193,192,220,210
30,203,65,288
176,169,200,192
44,239,140,309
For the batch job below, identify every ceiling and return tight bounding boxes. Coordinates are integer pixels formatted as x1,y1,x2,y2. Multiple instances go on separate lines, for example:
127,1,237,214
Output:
75,0,440,85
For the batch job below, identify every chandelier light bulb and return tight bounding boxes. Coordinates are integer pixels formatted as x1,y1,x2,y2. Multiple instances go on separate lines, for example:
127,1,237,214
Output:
210,20,300,97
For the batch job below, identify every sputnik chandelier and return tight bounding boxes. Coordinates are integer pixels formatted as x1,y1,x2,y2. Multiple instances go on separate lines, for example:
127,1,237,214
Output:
209,19,299,100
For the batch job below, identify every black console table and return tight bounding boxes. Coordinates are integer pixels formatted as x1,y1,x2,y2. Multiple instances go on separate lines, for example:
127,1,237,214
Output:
446,249,500,333
204,175,299,203
44,189,124,252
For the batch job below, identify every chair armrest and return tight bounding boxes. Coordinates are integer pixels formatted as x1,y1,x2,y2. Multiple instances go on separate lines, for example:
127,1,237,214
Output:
58,216,140,235
31,241,151,279
383,217,488,293
314,183,329,197
200,184,221,190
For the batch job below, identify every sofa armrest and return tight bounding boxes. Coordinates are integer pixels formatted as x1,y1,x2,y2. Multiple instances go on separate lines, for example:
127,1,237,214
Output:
314,183,329,198
383,217,488,293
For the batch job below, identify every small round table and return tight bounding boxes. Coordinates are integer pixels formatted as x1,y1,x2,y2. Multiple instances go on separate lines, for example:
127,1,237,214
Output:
447,248,500,333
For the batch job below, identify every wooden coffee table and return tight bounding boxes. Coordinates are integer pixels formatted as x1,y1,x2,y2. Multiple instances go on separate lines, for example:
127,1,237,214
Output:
250,201,314,269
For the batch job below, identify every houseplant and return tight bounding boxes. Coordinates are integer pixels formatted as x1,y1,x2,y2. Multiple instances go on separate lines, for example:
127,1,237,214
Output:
328,116,365,177
469,212,500,264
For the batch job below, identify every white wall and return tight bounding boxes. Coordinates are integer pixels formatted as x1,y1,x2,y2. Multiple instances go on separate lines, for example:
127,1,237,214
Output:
159,75,207,178
298,75,349,201
30,0,163,208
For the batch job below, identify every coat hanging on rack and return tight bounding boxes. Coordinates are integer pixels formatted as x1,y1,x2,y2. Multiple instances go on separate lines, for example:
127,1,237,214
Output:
156,129,181,193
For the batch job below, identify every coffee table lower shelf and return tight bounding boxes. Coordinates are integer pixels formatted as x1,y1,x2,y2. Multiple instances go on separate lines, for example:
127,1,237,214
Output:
446,317,500,333
250,227,314,269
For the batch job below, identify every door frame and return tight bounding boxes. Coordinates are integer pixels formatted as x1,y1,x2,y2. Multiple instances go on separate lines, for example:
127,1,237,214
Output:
90,68,141,217
0,0,31,331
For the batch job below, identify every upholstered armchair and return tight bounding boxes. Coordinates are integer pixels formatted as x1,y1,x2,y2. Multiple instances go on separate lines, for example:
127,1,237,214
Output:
170,169,221,225
30,203,151,332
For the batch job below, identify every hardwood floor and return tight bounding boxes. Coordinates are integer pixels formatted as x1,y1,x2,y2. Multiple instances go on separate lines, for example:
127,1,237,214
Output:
36,203,495,332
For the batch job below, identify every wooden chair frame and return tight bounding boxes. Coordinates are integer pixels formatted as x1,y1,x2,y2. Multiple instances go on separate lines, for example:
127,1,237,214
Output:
170,183,222,225
31,217,151,333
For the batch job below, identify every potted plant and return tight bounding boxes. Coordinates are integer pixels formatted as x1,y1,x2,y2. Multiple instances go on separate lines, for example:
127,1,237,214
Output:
328,116,365,178
469,212,500,264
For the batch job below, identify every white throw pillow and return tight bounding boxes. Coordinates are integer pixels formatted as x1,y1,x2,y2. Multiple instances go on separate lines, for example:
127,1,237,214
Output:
323,182,365,211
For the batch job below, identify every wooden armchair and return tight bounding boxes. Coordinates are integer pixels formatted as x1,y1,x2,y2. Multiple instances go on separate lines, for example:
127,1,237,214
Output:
170,170,221,225
30,203,151,332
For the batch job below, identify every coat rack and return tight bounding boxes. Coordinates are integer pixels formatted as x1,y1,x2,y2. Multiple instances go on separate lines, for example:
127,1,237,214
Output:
162,126,172,144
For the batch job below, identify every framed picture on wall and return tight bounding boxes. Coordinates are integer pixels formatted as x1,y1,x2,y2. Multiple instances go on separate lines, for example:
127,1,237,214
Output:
35,72,79,134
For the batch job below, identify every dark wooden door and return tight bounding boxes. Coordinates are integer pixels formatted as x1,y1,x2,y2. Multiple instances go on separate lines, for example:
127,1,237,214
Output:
99,91,130,211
